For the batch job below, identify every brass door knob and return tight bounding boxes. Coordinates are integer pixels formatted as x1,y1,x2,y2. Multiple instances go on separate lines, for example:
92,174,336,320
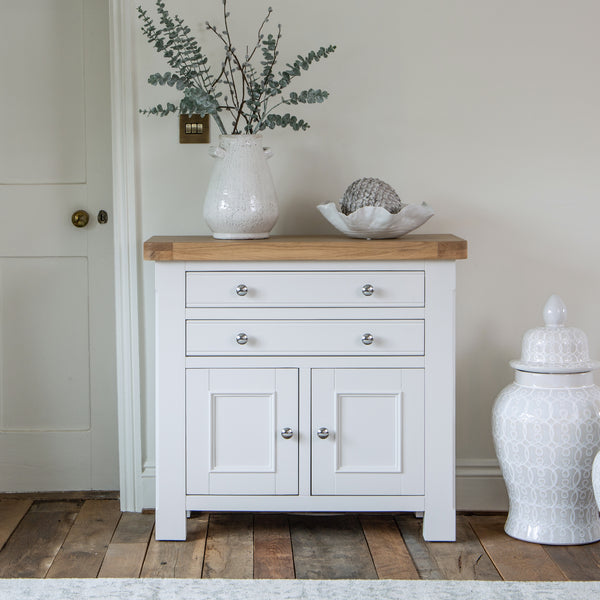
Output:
71,210,90,228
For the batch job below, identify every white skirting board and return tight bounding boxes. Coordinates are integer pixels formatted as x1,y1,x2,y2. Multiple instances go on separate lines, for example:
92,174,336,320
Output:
455,459,508,511
140,459,509,512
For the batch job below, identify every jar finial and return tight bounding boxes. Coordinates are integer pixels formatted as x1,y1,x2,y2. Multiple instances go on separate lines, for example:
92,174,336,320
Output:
543,294,567,327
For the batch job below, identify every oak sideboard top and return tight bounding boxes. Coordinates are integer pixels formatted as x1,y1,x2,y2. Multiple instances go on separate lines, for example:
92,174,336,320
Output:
143,234,467,262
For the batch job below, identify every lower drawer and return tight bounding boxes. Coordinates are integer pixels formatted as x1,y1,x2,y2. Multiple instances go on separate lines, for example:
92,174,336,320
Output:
186,319,424,356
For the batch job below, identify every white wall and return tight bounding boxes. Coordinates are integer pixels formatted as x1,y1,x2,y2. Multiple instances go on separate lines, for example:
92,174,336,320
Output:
135,0,600,509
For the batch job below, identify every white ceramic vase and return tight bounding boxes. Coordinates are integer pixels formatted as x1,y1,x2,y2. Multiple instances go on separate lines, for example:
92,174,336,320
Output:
203,134,279,239
492,296,600,545
593,451,600,511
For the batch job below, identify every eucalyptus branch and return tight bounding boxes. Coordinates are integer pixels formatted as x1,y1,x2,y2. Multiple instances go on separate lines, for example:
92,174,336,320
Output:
138,0,335,136
153,4,203,89
257,26,282,124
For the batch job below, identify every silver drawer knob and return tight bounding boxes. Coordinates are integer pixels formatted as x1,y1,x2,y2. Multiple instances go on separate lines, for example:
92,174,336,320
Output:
362,333,374,345
281,427,294,439
236,284,248,296
317,427,329,439
362,284,374,296
236,333,249,345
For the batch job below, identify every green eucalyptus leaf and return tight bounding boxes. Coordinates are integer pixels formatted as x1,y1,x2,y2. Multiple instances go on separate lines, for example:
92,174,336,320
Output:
138,0,334,134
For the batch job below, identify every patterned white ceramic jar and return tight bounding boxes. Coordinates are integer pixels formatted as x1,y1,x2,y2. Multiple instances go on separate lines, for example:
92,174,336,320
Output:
203,134,279,239
593,451,600,512
492,295,600,544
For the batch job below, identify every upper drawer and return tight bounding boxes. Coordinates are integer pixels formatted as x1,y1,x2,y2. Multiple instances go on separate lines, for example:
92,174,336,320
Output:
186,271,424,308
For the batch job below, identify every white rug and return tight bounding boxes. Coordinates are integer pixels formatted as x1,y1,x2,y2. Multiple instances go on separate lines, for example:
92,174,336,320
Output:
0,579,598,600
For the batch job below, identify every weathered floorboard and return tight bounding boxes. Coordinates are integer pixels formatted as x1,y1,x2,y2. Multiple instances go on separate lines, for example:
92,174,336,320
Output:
469,515,567,581
290,514,377,579
542,543,600,581
424,515,501,580
98,512,155,578
0,500,80,578
46,499,121,578
141,513,209,578
253,514,295,579
2,500,599,582
360,515,419,579
202,513,253,579
0,499,33,551
395,515,444,580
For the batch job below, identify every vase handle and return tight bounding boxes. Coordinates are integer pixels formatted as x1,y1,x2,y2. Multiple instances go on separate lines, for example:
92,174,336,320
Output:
263,147,274,160
209,146,226,159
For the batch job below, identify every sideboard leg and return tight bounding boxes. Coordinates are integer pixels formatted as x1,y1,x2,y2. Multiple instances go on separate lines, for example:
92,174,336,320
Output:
423,261,456,542
155,507,187,541
423,506,456,541
154,262,187,542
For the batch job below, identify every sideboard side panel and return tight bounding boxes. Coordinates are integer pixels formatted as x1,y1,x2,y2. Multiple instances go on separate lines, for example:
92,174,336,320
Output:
423,261,457,541
154,262,187,540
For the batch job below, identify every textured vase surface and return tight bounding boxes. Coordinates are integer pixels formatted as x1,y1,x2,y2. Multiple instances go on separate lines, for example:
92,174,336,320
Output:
593,451,600,511
203,134,278,239
493,372,600,544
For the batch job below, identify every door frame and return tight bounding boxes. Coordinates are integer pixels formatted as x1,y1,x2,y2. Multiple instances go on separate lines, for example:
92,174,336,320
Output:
109,0,143,511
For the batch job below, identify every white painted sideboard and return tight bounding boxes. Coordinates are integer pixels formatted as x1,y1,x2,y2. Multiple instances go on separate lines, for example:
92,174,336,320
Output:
144,235,467,541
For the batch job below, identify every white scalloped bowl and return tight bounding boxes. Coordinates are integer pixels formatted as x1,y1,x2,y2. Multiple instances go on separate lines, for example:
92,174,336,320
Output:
317,202,434,239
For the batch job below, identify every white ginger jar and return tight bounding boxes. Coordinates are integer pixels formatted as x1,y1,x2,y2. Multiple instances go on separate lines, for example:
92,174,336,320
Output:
203,134,278,239
492,295,600,545
594,452,600,512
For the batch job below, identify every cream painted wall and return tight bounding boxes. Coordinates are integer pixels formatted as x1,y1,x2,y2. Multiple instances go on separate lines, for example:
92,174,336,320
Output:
136,0,600,508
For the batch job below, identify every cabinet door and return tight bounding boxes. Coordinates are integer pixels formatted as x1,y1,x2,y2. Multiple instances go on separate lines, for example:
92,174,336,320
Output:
312,369,424,495
186,369,298,495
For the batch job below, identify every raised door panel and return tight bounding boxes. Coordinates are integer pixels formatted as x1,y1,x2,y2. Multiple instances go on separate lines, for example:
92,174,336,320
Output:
186,368,298,495
0,0,86,184
311,369,424,495
0,258,90,430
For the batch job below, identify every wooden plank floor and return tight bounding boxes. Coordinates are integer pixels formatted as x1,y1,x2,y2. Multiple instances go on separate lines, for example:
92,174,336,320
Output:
0,499,599,579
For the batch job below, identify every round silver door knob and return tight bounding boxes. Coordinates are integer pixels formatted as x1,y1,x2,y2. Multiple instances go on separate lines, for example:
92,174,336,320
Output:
236,333,249,345
362,333,374,345
281,427,294,439
362,284,374,296
236,284,248,296
317,427,329,439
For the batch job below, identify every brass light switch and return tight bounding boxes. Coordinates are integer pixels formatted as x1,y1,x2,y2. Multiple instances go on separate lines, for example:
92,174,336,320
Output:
179,114,210,143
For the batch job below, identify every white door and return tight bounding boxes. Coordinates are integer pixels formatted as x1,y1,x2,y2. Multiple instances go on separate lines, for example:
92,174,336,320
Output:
312,369,424,495
0,0,117,491
186,369,298,495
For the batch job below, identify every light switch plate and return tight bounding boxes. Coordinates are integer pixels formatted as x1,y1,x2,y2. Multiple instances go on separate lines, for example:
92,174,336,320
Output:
179,114,210,143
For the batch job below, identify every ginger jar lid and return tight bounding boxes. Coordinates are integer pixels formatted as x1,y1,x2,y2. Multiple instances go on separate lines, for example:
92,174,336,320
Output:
510,295,600,374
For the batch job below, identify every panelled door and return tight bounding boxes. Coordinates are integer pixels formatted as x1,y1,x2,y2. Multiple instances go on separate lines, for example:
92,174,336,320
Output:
0,0,117,491
186,369,298,495
311,369,425,495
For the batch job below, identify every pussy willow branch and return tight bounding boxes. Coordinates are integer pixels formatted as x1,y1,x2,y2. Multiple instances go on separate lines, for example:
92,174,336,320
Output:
246,6,273,64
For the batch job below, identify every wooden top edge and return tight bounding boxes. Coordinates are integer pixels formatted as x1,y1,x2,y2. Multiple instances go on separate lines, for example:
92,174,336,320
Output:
143,234,468,261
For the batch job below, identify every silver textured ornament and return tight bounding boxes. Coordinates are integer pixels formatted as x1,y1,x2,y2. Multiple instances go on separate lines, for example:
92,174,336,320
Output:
340,178,404,215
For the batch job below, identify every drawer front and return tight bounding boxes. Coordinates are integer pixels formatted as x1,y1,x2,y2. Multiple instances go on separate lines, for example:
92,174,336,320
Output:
186,271,424,307
186,320,424,356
